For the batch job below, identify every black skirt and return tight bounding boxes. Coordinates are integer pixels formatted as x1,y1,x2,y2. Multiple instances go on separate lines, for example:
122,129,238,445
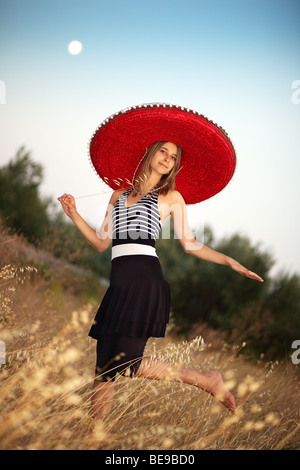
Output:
88,255,171,339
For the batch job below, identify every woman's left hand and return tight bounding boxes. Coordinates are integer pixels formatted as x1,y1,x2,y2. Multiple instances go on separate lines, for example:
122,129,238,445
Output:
229,260,264,282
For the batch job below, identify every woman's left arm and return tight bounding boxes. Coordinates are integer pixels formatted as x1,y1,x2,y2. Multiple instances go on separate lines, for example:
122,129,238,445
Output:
169,191,264,283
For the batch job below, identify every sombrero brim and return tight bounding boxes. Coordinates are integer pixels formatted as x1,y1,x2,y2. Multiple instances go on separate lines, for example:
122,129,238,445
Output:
89,103,236,205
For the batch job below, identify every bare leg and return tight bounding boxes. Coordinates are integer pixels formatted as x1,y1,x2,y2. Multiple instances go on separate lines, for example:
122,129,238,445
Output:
135,357,236,414
91,380,115,419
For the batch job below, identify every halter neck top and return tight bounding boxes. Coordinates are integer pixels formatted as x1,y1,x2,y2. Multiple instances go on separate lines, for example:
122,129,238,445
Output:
112,188,161,248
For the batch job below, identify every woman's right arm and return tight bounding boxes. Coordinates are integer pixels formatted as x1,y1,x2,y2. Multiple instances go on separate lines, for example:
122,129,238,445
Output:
57,190,122,253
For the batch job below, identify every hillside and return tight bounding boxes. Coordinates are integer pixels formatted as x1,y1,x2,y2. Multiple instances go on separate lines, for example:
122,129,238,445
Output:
0,225,299,450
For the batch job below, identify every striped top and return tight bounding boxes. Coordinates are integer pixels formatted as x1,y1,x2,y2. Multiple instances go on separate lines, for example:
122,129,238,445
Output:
112,188,161,247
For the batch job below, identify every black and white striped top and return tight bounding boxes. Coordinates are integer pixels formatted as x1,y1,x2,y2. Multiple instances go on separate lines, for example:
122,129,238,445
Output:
112,188,161,247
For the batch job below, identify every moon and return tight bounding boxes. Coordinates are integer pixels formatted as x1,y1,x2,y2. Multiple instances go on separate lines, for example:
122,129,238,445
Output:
68,41,83,55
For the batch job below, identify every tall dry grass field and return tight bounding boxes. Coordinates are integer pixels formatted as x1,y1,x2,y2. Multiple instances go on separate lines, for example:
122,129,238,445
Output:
0,226,299,450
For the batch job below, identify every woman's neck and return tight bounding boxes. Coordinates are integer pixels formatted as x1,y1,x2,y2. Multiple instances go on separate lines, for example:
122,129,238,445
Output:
138,172,161,192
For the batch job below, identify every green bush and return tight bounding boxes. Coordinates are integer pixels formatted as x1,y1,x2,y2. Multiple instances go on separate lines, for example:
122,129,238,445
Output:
0,147,51,242
157,223,300,361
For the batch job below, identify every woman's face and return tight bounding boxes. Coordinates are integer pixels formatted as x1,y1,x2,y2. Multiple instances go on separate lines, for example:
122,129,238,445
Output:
150,142,178,175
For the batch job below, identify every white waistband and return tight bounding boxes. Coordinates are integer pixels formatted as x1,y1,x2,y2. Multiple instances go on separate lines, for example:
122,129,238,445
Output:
111,244,158,260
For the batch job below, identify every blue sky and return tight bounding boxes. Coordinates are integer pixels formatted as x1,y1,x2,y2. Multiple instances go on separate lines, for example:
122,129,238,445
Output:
1,0,300,275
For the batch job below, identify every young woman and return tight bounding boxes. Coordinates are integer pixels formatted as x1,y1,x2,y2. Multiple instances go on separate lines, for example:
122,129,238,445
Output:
58,105,263,417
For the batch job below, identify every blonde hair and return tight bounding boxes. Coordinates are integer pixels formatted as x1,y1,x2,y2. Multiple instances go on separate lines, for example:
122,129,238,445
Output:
132,141,182,196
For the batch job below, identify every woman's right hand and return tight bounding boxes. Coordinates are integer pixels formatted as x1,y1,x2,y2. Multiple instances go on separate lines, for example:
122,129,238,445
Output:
57,193,77,219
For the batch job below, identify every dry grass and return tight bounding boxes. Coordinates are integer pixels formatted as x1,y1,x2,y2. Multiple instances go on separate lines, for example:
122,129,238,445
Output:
0,226,299,450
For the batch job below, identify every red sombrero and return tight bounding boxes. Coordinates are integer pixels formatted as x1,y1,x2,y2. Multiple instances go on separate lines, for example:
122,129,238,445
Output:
89,103,236,205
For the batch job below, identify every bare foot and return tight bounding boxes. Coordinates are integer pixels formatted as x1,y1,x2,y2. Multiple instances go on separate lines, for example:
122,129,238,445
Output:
203,371,236,414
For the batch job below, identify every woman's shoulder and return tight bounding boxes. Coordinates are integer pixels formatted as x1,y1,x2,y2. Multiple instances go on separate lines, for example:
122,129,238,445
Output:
162,189,186,205
109,188,129,205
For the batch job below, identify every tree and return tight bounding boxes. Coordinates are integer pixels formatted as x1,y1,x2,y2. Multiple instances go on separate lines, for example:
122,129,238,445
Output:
248,271,300,360
157,223,300,360
157,224,273,333
0,147,51,241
